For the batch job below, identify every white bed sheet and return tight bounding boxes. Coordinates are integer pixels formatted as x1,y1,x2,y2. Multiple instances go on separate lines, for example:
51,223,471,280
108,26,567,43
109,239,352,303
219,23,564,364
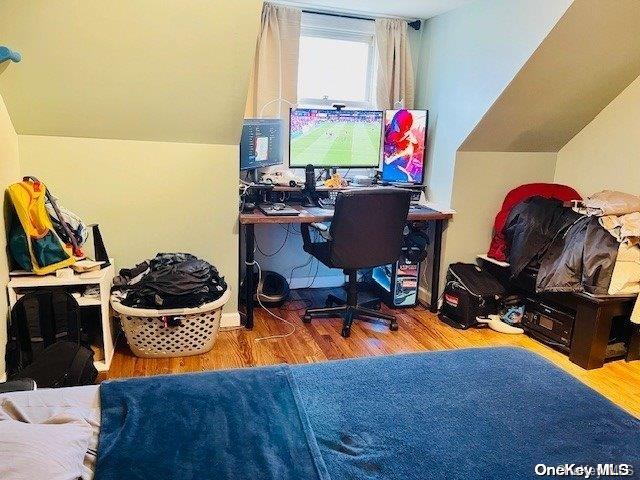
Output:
0,385,101,480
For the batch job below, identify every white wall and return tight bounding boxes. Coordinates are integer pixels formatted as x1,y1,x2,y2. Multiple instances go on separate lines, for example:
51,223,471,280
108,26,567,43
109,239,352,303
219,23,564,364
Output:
0,0,261,144
416,0,573,206
0,0,264,327
447,151,558,262
0,92,20,381
19,136,241,323
555,75,640,196
460,0,640,153
254,224,344,289
410,0,574,301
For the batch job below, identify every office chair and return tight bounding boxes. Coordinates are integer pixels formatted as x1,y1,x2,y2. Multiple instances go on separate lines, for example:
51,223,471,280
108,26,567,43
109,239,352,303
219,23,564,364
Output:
301,188,412,337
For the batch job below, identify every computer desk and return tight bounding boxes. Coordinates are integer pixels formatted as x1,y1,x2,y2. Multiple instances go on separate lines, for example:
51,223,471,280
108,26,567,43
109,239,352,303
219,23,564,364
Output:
239,202,453,329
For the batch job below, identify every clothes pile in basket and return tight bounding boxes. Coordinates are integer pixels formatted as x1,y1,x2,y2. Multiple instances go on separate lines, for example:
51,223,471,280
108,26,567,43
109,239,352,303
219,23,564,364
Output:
112,253,227,309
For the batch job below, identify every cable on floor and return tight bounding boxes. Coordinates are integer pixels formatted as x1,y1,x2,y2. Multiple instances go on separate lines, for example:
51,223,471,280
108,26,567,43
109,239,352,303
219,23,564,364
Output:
253,260,297,342
280,298,313,311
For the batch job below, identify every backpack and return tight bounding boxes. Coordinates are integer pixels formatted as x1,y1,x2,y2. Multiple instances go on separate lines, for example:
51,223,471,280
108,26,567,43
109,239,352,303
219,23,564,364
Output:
6,290,98,388
6,177,80,275
439,263,506,329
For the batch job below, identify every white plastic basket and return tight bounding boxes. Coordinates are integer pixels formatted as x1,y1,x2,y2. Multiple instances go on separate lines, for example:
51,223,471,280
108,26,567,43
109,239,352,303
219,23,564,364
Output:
111,289,230,358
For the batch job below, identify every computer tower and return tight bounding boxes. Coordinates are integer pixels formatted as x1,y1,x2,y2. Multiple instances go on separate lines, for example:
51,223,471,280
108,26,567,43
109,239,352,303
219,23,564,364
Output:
371,254,420,308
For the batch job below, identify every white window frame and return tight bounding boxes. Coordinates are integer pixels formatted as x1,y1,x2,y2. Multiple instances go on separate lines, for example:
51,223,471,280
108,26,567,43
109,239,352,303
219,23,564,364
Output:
297,13,377,109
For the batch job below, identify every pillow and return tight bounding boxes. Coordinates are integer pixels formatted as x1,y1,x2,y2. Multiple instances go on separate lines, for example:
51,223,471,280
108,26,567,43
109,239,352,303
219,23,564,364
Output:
0,418,91,480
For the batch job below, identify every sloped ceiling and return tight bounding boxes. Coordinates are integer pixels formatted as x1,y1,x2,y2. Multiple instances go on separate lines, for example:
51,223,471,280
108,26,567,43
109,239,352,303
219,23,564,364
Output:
0,0,262,144
460,0,640,152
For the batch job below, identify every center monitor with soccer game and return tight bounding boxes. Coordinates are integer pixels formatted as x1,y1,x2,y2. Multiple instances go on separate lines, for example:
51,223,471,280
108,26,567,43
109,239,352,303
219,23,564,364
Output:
289,108,383,168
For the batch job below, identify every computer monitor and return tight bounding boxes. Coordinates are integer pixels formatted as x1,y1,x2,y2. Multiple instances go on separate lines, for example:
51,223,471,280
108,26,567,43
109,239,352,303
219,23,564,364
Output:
381,109,428,185
289,108,383,168
240,118,284,172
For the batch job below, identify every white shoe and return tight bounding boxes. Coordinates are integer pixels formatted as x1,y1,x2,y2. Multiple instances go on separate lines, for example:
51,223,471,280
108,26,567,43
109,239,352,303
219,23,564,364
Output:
476,315,524,334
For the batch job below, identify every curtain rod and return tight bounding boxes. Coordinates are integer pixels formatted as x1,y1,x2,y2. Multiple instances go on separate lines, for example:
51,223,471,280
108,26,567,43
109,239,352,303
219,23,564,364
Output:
301,9,421,30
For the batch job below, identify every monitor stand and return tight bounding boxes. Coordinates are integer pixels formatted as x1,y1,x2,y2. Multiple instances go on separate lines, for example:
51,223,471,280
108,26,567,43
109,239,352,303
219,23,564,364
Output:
323,167,337,181
245,168,259,184
301,192,320,208
302,164,320,207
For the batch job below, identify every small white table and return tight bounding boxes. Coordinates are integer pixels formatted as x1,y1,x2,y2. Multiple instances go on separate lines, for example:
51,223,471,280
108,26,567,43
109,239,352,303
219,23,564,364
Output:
7,263,116,372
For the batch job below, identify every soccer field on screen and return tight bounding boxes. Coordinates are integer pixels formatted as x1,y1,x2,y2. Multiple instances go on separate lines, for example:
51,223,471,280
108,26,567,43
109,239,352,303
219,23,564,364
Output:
290,122,381,167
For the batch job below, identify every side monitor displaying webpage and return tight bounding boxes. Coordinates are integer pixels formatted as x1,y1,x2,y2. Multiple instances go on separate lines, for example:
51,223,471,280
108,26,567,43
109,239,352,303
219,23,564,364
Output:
240,119,284,171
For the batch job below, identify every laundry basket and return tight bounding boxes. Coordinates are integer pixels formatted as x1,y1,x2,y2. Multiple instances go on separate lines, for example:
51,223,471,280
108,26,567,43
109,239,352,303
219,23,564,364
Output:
111,289,230,358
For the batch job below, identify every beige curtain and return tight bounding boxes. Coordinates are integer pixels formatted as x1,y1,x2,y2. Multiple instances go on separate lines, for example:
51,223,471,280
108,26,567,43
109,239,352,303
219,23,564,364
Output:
375,18,415,110
245,3,301,118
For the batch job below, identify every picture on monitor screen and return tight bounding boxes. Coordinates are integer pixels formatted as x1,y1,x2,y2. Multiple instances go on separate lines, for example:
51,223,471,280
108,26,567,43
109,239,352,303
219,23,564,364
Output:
382,109,428,184
289,108,383,168
240,119,284,171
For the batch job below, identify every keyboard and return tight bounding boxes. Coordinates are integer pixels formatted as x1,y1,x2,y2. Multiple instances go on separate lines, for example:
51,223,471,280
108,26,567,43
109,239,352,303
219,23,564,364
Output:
258,203,300,216
409,203,429,211
318,190,339,209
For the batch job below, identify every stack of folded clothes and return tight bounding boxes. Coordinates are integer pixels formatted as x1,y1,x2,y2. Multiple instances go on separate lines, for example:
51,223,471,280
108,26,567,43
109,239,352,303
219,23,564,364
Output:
577,191,640,324
112,253,227,309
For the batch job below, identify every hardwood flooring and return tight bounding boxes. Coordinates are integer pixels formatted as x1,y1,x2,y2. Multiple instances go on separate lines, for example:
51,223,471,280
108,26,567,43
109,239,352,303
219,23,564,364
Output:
105,288,640,418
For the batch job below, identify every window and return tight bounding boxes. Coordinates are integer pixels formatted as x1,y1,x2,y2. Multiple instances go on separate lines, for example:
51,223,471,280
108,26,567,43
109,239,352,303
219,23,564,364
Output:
297,13,377,109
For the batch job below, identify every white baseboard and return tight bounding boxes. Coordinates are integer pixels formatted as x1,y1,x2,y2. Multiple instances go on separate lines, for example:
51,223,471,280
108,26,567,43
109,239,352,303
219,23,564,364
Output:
221,311,241,328
289,275,345,290
418,285,432,307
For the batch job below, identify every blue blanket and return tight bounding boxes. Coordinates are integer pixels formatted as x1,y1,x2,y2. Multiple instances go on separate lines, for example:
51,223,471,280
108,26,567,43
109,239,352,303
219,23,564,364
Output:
96,347,640,479
95,365,330,480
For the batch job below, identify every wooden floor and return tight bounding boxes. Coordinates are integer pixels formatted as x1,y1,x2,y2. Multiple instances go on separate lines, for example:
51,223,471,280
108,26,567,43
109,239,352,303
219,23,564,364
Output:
105,289,640,418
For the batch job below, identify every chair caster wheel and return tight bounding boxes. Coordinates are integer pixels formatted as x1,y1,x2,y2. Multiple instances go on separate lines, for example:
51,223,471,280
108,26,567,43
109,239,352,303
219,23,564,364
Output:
389,322,399,331
303,315,312,324
341,327,351,338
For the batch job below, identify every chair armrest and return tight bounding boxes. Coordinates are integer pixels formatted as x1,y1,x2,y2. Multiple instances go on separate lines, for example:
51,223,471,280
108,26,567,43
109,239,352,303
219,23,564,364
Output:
310,222,328,232
301,223,313,247
302,223,331,247
300,223,331,245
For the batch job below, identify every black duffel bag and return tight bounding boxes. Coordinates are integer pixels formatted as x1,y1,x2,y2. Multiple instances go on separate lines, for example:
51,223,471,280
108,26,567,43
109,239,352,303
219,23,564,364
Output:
439,263,505,329
14,341,97,388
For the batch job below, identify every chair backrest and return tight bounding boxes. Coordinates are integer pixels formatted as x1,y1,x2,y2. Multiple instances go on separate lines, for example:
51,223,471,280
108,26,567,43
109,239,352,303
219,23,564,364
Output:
328,188,412,270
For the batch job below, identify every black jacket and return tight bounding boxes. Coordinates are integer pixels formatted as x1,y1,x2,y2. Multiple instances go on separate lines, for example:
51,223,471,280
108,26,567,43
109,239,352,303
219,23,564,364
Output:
504,197,618,295
504,197,581,277
536,215,618,295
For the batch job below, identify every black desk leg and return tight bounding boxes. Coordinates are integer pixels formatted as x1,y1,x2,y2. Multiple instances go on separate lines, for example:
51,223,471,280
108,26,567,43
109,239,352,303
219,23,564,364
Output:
244,224,255,329
430,219,444,313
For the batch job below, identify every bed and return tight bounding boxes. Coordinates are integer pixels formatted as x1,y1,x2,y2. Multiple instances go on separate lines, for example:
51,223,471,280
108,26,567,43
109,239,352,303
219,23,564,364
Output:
1,347,639,479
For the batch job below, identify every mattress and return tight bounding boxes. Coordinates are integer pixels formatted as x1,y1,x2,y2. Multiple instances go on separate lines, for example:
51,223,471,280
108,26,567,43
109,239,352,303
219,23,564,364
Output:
0,385,101,480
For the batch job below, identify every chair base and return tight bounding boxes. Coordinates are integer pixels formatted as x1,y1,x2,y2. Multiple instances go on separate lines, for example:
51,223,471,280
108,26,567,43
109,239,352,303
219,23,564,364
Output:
303,303,398,338
325,290,381,310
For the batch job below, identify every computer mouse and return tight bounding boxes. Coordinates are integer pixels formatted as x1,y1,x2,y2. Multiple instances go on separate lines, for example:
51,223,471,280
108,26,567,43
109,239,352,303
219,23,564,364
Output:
273,203,286,211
